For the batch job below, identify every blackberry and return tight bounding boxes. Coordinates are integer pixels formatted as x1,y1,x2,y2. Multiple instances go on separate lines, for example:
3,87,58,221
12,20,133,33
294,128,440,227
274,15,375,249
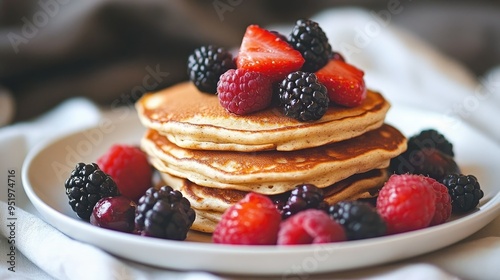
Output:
328,201,386,240
442,174,484,213
187,45,235,94
390,148,460,181
391,129,456,176
65,163,120,221
288,19,333,72
281,184,329,219
135,186,195,240
278,71,329,122
407,129,454,157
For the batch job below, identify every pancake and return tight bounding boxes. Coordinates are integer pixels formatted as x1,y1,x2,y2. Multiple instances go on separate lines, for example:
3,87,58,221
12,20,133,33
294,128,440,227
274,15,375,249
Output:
141,124,406,194
136,82,390,152
161,169,387,212
159,169,388,233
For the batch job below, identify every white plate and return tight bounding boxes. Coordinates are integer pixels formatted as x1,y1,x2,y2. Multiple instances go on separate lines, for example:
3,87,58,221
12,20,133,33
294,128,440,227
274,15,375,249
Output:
22,106,500,276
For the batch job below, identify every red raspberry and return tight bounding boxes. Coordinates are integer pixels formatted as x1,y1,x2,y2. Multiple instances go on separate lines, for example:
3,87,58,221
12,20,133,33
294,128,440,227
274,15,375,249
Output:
421,176,452,226
212,192,281,245
277,209,346,245
217,69,273,115
97,144,152,202
376,174,436,234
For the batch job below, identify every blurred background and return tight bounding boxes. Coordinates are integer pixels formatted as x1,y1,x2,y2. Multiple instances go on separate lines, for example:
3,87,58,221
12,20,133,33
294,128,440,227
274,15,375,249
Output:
0,0,499,122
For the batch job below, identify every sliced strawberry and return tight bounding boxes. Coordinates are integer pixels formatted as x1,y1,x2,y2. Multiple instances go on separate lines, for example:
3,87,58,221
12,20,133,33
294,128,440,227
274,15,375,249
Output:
315,60,367,107
236,25,304,82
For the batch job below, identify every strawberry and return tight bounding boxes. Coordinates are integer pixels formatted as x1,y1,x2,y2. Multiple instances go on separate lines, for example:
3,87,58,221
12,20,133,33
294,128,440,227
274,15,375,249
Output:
315,59,367,107
236,25,305,82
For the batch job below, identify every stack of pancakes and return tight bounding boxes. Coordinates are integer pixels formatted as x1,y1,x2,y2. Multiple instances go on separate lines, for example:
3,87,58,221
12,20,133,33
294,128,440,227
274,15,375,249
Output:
136,82,407,233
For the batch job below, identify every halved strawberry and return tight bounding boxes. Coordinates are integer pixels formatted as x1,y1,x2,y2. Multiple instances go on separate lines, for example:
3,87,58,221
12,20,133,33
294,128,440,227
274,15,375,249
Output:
236,25,305,82
315,59,367,107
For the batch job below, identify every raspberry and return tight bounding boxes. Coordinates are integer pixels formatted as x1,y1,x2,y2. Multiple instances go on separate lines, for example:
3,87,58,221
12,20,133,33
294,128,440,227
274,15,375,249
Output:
328,201,386,240
280,184,329,219
420,176,452,226
65,163,120,220
212,192,281,245
97,144,152,202
442,174,484,213
277,209,346,245
217,69,273,115
376,174,436,234
135,186,196,240
187,45,236,94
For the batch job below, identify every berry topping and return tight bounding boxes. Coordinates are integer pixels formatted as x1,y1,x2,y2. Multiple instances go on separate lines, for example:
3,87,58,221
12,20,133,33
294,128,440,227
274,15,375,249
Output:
277,209,346,245
376,174,436,234
442,174,484,213
331,52,345,62
420,176,452,226
65,163,120,221
217,69,273,115
407,129,455,157
315,59,367,107
187,45,236,93
278,71,330,122
280,183,329,219
390,129,459,181
288,19,333,72
134,186,196,240
212,192,281,245
97,144,153,202
236,25,304,82
328,201,386,240
390,148,460,181
90,196,137,233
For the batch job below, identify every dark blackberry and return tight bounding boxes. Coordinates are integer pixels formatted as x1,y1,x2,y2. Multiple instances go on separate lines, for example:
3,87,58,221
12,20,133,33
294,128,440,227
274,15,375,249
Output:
187,45,235,94
281,184,329,219
278,71,329,122
407,129,454,157
135,186,195,240
391,129,456,176
442,174,484,213
288,19,333,72
390,148,460,181
65,163,120,221
328,201,386,240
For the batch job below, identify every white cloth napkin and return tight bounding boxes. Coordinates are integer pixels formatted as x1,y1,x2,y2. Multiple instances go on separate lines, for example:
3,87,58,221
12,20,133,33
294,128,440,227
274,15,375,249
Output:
0,7,499,280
